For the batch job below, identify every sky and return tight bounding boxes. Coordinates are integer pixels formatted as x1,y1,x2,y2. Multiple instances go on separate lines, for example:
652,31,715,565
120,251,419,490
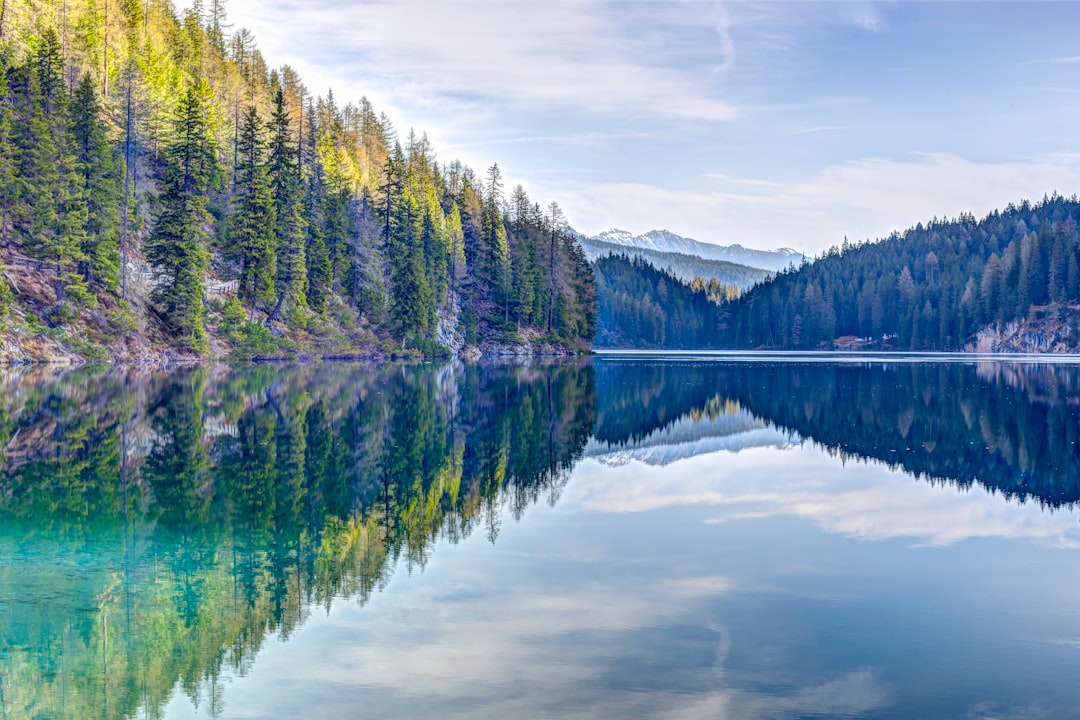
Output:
188,1,1080,255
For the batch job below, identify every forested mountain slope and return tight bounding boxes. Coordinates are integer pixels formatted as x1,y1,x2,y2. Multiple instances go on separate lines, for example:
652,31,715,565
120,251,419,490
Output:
718,196,1080,351
579,236,771,289
0,0,596,361
593,255,724,349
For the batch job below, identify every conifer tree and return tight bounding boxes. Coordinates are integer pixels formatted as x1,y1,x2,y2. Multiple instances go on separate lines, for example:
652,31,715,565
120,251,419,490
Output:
481,164,509,318
70,73,122,289
389,187,430,338
145,80,219,351
447,204,465,310
0,58,16,241
230,105,275,316
303,176,331,313
16,30,91,309
267,86,307,319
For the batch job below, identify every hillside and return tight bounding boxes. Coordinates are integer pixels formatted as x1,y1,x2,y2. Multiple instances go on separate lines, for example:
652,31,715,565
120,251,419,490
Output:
593,255,723,349
717,195,1080,351
579,236,771,289
0,0,596,362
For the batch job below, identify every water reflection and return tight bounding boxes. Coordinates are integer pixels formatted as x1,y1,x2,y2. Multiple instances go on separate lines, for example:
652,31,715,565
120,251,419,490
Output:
595,358,1080,508
2,357,1080,718
0,362,594,720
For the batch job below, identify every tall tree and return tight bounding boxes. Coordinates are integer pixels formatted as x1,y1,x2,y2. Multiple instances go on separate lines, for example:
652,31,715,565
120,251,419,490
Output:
230,105,275,316
145,80,219,350
70,73,122,289
266,85,307,321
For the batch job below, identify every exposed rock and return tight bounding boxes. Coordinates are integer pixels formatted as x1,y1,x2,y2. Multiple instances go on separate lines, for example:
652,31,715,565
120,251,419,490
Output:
966,304,1080,354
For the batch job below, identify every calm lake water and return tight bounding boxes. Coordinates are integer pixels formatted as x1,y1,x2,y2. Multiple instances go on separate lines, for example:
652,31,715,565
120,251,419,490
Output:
4,356,1080,719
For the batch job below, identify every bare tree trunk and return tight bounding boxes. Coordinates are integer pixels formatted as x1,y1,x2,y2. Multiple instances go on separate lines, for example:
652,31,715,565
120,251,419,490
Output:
0,0,8,41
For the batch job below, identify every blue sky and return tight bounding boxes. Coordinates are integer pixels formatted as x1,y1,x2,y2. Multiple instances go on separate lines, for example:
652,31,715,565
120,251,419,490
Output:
200,1,1080,254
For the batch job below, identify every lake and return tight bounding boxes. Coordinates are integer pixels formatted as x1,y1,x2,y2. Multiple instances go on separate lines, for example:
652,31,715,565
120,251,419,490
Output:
3,356,1080,719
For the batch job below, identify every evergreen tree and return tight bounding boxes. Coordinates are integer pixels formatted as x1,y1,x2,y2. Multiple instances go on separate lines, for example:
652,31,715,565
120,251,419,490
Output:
70,73,122,289
267,86,307,319
230,105,276,316
481,164,509,320
447,204,465,311
145,80,219,351
15,31,93,310
0,58,15,241
389,187,431,339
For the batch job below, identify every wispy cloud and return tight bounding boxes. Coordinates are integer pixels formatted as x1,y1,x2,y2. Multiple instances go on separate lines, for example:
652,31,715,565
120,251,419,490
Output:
565,448,1080,549
546,153,1080,253
1025,55,1080,65
224,0,739,122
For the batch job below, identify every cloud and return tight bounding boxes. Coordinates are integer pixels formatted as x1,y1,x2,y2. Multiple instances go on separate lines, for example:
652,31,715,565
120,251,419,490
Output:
564,447,1080,549
544,153,1080,253
220,532,892,720
220,0,738,122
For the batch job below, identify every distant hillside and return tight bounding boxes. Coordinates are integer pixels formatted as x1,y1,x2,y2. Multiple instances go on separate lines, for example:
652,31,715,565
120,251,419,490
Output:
588,228,807,273
579,236,771,290
593,255,723,349
717,195,1080,352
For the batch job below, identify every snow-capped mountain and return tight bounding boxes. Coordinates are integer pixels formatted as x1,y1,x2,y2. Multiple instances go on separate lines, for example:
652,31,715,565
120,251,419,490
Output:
589,228,807,273
584,410,797,467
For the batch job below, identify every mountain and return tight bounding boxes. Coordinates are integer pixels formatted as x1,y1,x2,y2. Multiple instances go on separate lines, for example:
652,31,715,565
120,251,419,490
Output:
592,255,724,349
588,228,807,273
578,236,771,290
717,195,1080,352
584,410,795,467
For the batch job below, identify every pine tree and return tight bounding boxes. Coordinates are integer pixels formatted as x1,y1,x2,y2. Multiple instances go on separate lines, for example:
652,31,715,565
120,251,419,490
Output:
481,164,509,319
266,86,307,320
389,187,430,339
70,73,122,289
230,105,275,316
145,80,219,351
447,204,465,311
0,58,16,241
303,173,331,313
16,30,92,310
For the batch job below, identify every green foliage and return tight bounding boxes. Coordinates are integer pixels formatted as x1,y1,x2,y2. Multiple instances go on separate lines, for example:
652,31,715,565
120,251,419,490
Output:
719,195,1080,350
593,255,718,349
220,295,246,328
70,74,122,289
0,9,598,356
144,80,219,352
230,321,286,358
461,303,479,346
229,105,276,312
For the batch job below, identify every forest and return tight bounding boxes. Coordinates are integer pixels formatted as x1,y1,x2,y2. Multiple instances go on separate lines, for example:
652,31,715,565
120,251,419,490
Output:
0,0,597,359
592,254,729,349
718,195,1080,351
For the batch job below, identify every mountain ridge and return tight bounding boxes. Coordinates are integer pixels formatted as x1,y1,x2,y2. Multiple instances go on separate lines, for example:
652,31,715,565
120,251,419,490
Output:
586,228,808,273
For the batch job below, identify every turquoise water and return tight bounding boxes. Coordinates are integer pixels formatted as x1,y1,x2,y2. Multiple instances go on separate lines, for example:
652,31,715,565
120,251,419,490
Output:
3,358,1080,719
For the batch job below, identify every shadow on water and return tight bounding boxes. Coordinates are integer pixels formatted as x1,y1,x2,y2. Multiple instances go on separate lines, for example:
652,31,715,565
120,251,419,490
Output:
2,357,1080,718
